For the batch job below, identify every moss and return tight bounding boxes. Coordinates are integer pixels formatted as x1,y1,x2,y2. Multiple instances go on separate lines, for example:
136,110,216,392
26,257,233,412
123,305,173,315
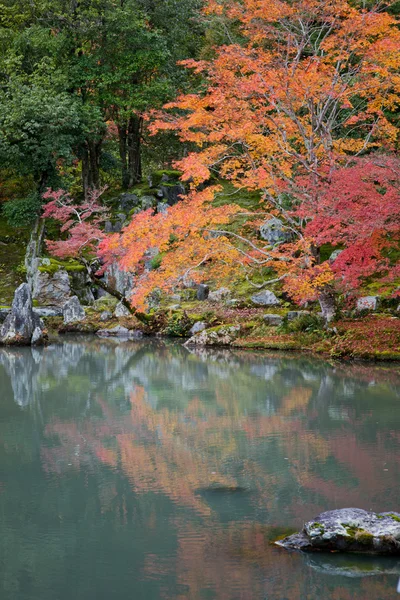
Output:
38,258,86,275
151,169,182,186
386,513,400,522
355,531,374,545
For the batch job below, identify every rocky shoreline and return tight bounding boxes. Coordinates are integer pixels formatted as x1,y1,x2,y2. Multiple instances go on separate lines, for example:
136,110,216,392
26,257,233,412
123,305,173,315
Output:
1,280,399,362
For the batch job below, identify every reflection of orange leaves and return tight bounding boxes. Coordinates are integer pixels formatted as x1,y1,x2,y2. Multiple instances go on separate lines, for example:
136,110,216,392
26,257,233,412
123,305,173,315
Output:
281,387,312,416
95,447,118,467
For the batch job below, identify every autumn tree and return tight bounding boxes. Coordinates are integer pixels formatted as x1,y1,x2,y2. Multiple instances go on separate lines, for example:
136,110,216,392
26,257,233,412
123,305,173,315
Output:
149,0,400,318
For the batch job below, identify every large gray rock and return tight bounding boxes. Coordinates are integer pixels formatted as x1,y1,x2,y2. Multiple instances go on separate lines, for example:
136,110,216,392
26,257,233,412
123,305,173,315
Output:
277,509,400,555
357,296,379,311
63,296,86,324
0,283,45,346
32,265,71,306
251,290,280,306
259,217,292,244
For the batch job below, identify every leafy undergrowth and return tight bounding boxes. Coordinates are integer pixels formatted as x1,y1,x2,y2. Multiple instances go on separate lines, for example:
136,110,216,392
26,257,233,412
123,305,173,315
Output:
325,316,400,360
232,315,400,359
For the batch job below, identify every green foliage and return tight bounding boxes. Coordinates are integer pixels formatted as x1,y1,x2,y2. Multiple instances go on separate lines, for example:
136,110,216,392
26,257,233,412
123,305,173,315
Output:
149,253,163,271
2,192,41,226
286,314,325,334
162,311,194,337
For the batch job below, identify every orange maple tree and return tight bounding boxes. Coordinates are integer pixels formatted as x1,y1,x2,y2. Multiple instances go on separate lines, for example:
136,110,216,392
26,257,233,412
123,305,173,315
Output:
146,0,400,315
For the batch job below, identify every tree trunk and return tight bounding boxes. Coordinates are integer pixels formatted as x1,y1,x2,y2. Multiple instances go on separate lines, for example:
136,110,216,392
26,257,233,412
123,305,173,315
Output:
117,123,130,189
82,138,102,198
319,286,336,324
127,115,143,187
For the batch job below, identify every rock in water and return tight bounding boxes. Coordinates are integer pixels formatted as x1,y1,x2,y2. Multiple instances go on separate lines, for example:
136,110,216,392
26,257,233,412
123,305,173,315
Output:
97,326,143,339
63,296,86,324
276,508,400,555
0,283,45,346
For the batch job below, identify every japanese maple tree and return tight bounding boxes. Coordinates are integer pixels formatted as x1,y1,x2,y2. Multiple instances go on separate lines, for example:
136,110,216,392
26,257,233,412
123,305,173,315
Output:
147,0,400,316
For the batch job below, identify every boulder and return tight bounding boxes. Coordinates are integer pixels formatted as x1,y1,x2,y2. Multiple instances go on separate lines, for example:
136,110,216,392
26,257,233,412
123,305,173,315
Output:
189,321,207,336
208,287,231,303
251,290,280,306
263,313,283,326
32,267,71,306
114,302,131,318
357,296,380,311
276,508,400,555
97,326,143,339
259,217,292,244
63,296,86,324
185,325,240,347
196,284,209,301
0,283,45,346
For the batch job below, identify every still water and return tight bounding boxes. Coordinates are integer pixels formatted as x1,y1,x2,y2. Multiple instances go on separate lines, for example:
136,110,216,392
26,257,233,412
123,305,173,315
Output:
0,337,399,600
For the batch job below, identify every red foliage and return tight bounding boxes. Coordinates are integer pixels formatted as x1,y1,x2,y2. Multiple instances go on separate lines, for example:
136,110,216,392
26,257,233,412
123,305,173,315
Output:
42,188,109,260
299,157,400,292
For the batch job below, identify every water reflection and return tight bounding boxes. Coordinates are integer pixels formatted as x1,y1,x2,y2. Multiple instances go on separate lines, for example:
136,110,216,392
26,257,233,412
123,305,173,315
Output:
0,338,399,600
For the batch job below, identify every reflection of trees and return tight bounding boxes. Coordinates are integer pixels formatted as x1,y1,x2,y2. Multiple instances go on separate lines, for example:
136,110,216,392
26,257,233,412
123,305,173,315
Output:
0,339,400,599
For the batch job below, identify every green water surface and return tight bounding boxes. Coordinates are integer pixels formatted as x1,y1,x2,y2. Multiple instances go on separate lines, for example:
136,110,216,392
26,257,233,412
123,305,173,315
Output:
0,337,399,600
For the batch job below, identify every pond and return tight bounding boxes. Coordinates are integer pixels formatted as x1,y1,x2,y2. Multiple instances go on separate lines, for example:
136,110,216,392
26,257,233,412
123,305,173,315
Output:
0,337,399,600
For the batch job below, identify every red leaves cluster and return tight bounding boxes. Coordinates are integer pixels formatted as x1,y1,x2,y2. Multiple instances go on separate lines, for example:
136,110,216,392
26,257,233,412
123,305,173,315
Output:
301,157,400,292
42,188,109,260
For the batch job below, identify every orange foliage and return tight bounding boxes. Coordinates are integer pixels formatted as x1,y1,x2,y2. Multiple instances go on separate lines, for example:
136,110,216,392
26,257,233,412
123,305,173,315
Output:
98,0,400,308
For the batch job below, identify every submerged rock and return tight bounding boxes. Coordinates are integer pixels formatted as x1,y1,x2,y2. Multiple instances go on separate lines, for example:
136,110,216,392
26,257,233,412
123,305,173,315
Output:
276,508,400,555
0,283,45,346
97,326,143,339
